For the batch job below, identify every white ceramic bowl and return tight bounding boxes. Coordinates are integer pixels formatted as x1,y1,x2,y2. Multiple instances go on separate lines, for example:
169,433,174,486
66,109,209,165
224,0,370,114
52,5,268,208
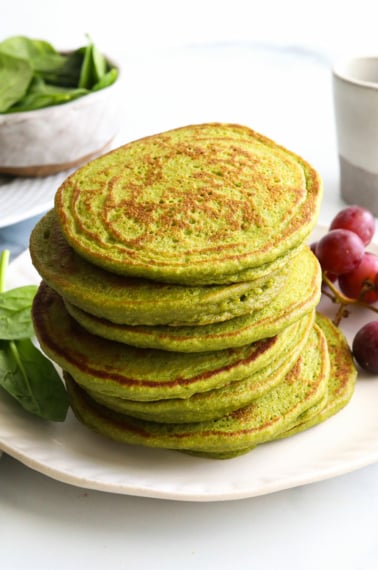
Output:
0,57,123,176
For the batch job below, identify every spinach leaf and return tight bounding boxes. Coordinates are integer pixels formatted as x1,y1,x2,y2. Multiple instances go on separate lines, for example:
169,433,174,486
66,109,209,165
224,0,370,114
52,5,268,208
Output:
0,52,33,112
93,68,119,91
91,41,108,82
0,35,57,61
0,250,69,421
79,36,108,89
0,34,118,113
42,49,84,87
0,252,38,339
0,35,80,84
0,35,65,75
0,285,38,339
0,339,69,421
9,76,88,113
0,340,36,410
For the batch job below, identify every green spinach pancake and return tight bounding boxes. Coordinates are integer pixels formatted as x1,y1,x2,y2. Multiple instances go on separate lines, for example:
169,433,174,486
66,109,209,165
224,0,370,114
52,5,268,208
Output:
63,246,321,352
63,321,330,457
30,209,292,326
276,313,357,439
32,281,314,402
28,122,357,461
198,314,356,458
84,317,312,423
54,123,323,285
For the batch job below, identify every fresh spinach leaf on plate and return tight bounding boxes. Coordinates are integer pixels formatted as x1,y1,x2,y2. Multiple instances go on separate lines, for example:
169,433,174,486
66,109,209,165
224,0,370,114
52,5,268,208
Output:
0,284,38,339
0,338,69,420
0,250,69,421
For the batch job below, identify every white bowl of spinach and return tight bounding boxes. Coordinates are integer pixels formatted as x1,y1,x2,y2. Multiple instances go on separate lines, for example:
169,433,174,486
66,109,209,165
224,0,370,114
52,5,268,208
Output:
0,35,122,176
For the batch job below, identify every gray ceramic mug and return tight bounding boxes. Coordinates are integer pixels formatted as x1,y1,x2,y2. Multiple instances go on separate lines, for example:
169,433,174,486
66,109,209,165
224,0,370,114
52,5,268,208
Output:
333,56,378,215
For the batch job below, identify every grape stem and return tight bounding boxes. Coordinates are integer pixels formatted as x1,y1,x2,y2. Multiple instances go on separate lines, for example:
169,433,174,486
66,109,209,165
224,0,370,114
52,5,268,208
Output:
322,272,378,326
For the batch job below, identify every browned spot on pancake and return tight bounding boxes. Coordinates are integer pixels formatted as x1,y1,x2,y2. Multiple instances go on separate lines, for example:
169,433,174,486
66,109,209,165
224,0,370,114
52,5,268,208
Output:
283,358,302,385
330,342,354,396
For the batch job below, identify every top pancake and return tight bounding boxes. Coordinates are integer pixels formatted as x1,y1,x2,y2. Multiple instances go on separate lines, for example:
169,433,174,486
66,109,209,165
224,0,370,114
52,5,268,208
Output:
54,123,323,285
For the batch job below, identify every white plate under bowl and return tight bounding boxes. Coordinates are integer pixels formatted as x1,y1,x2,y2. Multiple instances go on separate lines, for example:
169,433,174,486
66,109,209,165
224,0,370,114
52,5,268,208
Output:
0,226,378,502
0,172,68,228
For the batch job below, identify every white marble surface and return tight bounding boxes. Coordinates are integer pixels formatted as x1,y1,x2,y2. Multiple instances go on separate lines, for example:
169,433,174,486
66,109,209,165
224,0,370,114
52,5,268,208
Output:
1,34,378,570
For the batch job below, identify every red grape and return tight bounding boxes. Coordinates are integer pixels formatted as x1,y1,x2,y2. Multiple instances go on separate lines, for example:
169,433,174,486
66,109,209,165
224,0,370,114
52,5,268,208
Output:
338,252,378,303
330,205,375,246
310,241,318,255
315,229,364,275
352,321,378,373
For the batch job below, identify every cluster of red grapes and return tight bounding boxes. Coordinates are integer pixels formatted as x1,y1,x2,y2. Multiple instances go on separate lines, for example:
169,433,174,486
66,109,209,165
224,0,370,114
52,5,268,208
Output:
312,205,378,374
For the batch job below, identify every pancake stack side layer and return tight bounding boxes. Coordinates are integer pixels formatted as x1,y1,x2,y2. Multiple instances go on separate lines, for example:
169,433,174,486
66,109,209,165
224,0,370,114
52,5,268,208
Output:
30,123,357,459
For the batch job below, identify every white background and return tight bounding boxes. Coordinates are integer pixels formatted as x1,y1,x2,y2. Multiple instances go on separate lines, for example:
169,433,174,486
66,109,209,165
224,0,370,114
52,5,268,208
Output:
1,0,378,57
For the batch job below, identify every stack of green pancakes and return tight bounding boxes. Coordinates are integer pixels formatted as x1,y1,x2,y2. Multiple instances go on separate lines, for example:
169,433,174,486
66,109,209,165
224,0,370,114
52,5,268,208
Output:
30,123,357,459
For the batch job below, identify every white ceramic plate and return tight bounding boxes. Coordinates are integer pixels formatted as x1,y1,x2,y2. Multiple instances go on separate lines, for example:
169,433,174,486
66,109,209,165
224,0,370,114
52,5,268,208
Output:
1,228,378,502
0,172,69,228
